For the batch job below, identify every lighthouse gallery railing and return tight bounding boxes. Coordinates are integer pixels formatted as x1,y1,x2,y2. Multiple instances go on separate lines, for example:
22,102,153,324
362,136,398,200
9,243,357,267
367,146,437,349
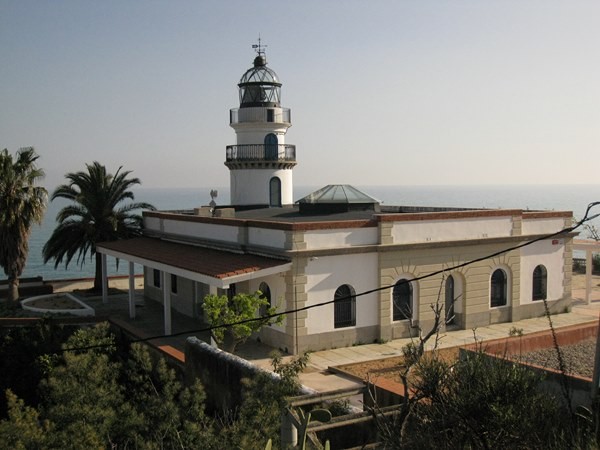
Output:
226,144,296,162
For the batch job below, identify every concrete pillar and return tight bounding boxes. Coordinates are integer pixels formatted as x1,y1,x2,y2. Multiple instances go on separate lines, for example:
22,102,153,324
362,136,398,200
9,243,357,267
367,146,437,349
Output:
280,410,298,447
101,253,108,304
128,261,136,319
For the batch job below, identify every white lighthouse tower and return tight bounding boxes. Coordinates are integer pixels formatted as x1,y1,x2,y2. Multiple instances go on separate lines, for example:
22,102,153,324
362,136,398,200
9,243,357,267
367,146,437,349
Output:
226,42,296,207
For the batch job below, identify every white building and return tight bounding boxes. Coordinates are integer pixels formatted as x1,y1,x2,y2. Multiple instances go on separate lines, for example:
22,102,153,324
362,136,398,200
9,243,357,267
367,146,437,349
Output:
98,47,574,354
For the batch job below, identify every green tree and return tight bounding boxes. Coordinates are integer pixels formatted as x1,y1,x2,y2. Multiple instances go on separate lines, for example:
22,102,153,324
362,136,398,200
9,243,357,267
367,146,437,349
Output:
378,348,566,449
0,147,47,304
202,290,283,352
0,390,50,450
218,352,309,449
42,162,154,291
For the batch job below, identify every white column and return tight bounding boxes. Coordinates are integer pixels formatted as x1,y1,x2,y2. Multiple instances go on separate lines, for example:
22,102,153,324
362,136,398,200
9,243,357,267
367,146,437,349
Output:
163,272,172,335
586,250,593,304
128,262,136,319
101,253,108,304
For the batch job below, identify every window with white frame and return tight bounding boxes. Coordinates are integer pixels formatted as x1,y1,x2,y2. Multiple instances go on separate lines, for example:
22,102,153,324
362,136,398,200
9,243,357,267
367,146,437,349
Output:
532,265,547,301
334,284,356,328
490,269,508,307
393,279,413,321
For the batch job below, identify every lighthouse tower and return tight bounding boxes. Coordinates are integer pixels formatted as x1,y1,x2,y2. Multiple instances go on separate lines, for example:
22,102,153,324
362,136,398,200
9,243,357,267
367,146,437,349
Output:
225,42,296,207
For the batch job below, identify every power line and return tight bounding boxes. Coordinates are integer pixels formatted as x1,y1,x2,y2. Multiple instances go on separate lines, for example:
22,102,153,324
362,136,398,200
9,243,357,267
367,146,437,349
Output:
19,201,600,355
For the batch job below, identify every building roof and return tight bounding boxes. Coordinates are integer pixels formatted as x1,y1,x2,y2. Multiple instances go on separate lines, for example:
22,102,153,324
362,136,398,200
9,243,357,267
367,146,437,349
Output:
97,237,291,288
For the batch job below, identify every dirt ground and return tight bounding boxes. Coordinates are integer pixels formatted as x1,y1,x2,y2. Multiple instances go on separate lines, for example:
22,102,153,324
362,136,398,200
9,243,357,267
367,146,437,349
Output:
337,347,460,383
25,294,85,310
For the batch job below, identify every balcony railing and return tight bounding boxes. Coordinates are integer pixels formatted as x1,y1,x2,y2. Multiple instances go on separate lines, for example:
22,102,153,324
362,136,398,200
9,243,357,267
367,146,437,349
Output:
230,107,291,125
225,144,296,162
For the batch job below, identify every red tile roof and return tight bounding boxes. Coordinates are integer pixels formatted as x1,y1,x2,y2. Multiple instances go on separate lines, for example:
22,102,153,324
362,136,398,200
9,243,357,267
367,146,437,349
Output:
97,237,289,280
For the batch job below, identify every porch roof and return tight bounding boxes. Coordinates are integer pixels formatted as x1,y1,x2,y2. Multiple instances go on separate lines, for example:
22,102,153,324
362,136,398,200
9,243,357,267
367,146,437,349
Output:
97,237,291,289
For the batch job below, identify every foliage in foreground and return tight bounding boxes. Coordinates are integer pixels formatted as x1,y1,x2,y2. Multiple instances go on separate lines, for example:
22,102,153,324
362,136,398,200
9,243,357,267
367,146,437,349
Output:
375,346,598,450
0,322,309,450
0,323,215,449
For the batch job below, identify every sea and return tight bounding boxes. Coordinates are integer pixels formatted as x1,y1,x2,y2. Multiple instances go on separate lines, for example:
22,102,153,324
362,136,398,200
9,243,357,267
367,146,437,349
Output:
14,184,600,282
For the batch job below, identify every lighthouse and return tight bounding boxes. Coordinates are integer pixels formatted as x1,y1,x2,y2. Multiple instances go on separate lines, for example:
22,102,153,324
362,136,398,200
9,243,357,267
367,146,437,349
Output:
225,42,296,207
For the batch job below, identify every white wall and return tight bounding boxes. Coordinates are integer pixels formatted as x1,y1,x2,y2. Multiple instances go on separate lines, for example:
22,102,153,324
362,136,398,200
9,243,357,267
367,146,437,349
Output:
162,219,240,243
230,168,293,205
303,228,378,250
522,218,567,235
391,217,513,244
304,253,379,334
248,227,287,249
520,239,565,303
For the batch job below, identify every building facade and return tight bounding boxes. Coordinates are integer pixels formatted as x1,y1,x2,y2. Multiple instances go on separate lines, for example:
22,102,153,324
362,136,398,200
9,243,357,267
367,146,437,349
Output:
97,48,574,354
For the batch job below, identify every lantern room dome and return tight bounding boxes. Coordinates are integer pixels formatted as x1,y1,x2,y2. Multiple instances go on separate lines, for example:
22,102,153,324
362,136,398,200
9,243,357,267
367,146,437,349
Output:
238,54,282,108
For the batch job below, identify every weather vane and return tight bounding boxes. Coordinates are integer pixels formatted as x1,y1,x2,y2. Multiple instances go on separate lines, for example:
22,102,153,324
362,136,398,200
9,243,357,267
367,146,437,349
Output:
252,35,267,57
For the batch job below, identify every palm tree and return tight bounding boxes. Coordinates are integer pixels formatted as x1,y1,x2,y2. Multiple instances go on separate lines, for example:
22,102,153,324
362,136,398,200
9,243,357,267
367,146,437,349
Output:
0,148,48,305
43,162,154,292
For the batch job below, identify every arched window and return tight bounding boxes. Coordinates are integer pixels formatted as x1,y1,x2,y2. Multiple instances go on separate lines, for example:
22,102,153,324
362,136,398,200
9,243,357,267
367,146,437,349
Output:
393,279,413,321
490,269,507,307
532,265,547,301
445,275,455,325
334,284,356,328
264,133,278,160
270,177,281,207
258,282,272,316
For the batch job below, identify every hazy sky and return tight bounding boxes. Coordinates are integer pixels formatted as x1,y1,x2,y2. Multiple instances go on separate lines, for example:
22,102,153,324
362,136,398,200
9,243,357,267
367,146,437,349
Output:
1,1,598,190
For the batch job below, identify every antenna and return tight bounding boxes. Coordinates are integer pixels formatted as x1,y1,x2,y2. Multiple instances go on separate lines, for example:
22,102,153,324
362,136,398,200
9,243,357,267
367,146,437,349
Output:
252,35,267,56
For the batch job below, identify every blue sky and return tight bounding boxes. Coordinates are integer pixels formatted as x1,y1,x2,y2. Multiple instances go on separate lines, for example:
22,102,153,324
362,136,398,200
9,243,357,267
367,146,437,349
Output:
1,1,598,190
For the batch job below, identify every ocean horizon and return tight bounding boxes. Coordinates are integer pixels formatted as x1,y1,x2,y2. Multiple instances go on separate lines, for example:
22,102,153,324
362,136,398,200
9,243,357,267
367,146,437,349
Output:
13,184,600,282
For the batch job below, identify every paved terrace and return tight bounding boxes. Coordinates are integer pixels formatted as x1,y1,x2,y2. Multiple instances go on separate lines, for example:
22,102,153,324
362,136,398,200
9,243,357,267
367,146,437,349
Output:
60,276,600,393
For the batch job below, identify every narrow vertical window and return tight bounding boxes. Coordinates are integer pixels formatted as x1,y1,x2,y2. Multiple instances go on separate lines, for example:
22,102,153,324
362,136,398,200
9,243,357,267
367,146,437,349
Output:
267,109,274,122
334,284,356,328
270,177,282,207
264,133,278,160
532,265,547,301
393,279,413,321
490,269,507,307
259,282,272,317
445,275,455,325
153,269,161,288
171,274,178,294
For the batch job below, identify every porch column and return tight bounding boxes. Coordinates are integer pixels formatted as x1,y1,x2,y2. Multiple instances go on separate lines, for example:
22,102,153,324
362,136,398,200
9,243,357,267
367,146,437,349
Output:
128,261,136,319
586,249,593,304
101,253,108,304
163,272,172,335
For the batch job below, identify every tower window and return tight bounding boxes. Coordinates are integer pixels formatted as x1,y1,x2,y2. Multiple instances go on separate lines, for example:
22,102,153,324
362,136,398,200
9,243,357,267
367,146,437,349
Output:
267,109,274,122
264,133,278,160
270,177,282,207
